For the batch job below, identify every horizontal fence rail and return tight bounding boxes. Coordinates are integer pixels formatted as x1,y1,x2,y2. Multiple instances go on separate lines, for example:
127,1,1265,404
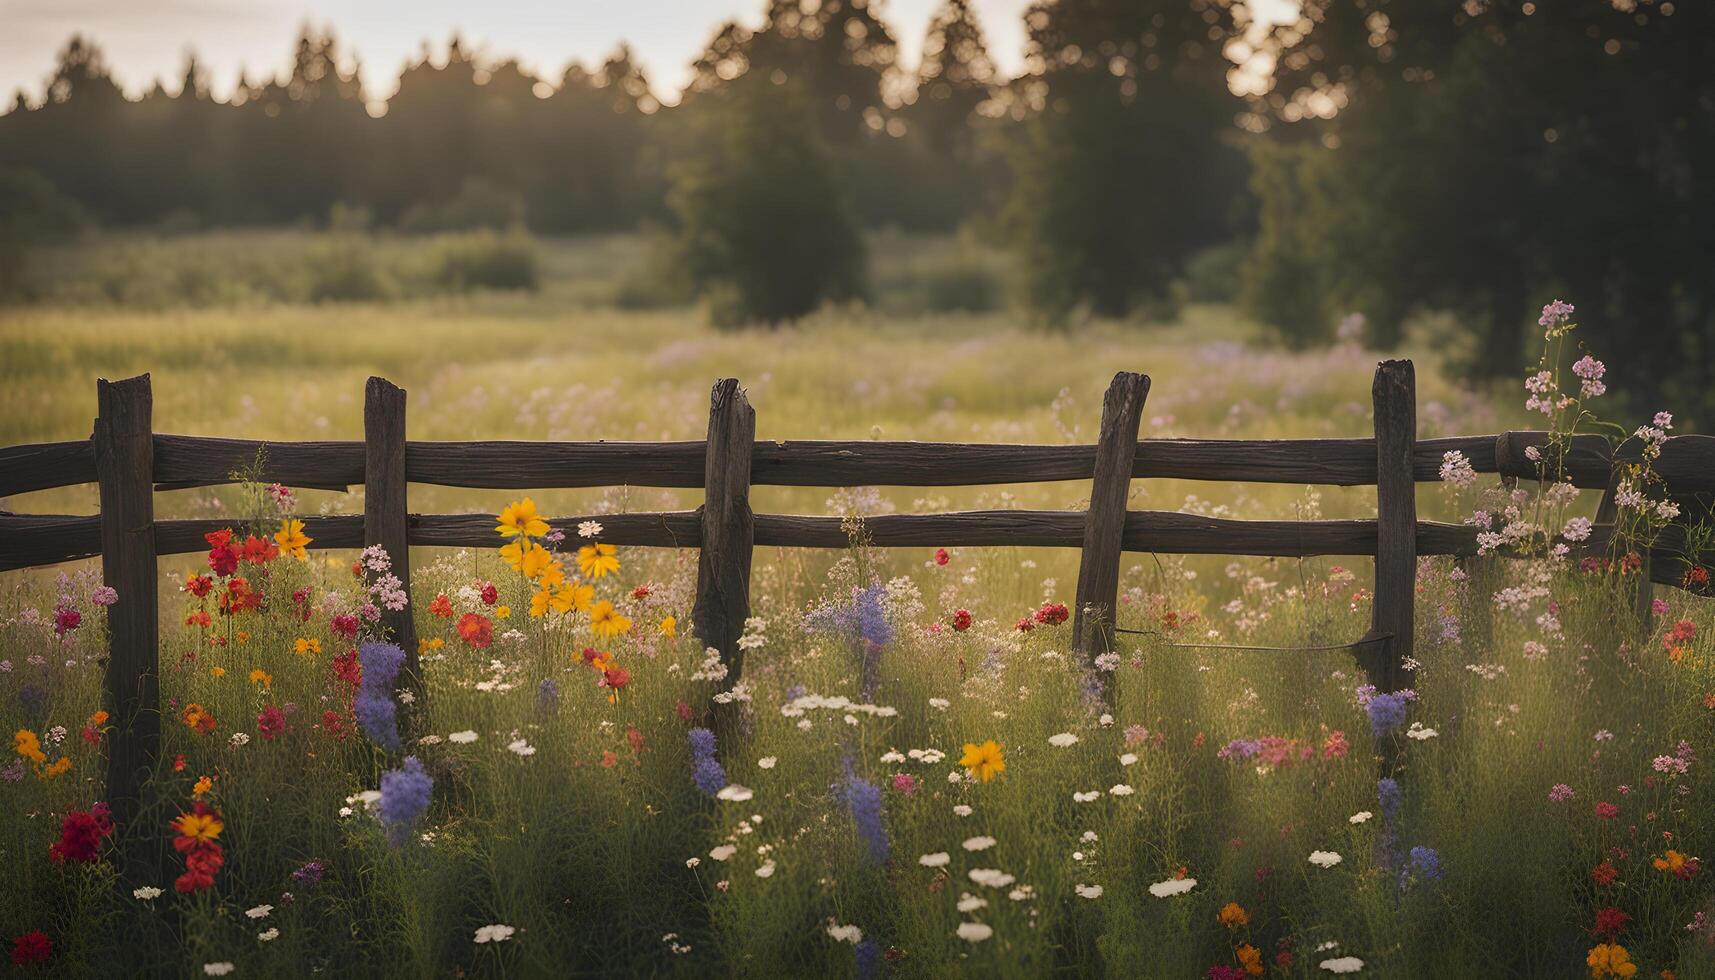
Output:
2,367,1711,834
7,431,1713,499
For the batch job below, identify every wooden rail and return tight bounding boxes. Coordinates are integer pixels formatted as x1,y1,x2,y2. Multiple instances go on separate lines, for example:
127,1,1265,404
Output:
2,367,1712,821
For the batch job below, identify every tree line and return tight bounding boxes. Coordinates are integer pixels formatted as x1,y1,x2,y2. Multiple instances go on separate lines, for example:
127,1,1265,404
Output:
2,0,1711,414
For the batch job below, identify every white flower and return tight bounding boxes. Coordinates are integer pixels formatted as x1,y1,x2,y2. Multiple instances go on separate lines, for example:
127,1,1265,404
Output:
953,804,973,817
928,697,950,710
1349,811,1373,825
449,730,478,744
578,520,604,538
245,904,273,919
827,923,863,944
203,964,235,976
968,868,1016,888
685,857,701,868
1108,784,1134,796
1048,732,1079,748
709,845,737,862
1320,956,1365,973
417,734,444,746
755,860,776,878
507,738,536,756
1308,850,1344,868
257,928,279,942
717,784,754,802
1405,724,1438,741
133,886,163,900
880,750,906,763
957,893,988,912
956,922,993,943
757,756,777,769
1119,753,1138,766
963,836,996,851
1148,877,1197,897
918,851,951,868
1075,884,1104,899
474,924,516,944
229,733,250,747
1073,791,1101,803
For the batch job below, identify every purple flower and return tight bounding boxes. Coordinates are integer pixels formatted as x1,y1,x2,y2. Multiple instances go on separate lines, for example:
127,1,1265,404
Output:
805,584,894,649
846,775,889,864
1408,845,1442,881
0,760,24,783
688,727,726,797
1218,739,1261,761
379,756,433,846
356,641,406,751
1539,299,1575,328
537,678,560,711
91,586,118,606
855,939,880,980
1366,692,1410,737
290,860,326,887
1378,778,1403,823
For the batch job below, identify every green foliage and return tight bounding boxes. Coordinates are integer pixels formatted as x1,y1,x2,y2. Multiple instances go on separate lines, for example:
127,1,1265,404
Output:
667,75,865,326
428,229,540,293
1239,142,1337,348
397,177,526,235
0,168,90,299
303,236,396,303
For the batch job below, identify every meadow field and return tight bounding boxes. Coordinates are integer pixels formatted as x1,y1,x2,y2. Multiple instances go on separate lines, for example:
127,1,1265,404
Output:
2,234,1711,977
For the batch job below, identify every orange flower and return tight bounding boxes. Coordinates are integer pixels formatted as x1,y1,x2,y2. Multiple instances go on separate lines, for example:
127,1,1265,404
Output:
192,775,213,797
429,594,454,618
1236,944,1264,977
457,613,494,649
182,704,216,735
1218,902,1250,928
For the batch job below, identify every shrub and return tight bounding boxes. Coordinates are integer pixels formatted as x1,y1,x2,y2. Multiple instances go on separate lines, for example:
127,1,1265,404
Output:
304,236,394,303
430,229,539,293
398,177,526,235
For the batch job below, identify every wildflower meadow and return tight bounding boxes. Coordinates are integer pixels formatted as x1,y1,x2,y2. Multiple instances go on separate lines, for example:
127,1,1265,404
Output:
2,299,1713,979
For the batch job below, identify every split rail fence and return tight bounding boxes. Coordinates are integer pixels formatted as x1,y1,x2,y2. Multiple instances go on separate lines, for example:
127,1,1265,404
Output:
2,364,1713,823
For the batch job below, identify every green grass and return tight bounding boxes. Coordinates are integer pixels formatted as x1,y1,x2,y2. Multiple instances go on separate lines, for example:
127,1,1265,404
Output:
1,232,1711,978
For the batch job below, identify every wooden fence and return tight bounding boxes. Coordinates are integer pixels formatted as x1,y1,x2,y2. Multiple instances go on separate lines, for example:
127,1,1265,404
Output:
2,364,1713,823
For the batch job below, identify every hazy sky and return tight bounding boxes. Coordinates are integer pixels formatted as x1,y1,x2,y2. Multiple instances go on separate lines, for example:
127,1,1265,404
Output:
1,0,1038,106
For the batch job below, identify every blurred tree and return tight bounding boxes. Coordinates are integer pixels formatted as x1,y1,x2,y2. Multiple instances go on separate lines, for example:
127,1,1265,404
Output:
667,73,865,326
530,47,666,231
1002,0,1251,322
1247,0,1715,414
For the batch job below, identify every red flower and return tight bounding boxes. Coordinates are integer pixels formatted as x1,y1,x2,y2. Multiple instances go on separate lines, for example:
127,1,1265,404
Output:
457,613,493,649
1595,801,1620,820
207,538,239,577
257,704,285,741
321,709,347,740
240,535,278,565
676,700,693,723
332,649,362,687
627,726,646,754
951,609,972,632
428,594,454,619
186,574,214,597
480,582,499,606
602,666,632,690
631,585,652,600
52,607,82,636
331,613,359,640
1035,602,1070,626
934,548,950,566
1592,861,1620,886
1208,966,1247,980
1015,617,1035,632
10,930,51,966
1594,906,1630,938
173,753,187,772
47,804,113,864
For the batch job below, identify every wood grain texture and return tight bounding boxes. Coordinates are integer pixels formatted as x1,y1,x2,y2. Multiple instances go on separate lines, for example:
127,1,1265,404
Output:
1365,360,1416,693
0,440,97,497
93,374,160,836
1074,372,1149,666
153,434,362,491
692,379,756,680
363,378,417,677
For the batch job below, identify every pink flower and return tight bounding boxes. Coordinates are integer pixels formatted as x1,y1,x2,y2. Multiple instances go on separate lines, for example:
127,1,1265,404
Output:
1595,801,1620,820
892,773,918,796
1549,783,1575,803
933,548,950,566
91,586,118,606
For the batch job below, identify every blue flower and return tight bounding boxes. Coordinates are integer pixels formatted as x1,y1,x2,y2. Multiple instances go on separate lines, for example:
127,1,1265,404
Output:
846,775,889,864
537,678,560,711
689,727,726,796
1365,692,1410,737
855,939,880,980
1378,777,1403,823
379,756,433,846
356,641,406,751
1408,845,1443,881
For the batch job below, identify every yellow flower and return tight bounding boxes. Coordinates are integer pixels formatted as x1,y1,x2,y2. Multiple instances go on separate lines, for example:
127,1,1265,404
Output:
236,630,251,644
1218,902,1250,928
496,498,550,539
495,604,511,618
294,637,322,656
659,615,677,638
577,542,621,579
40,757,72,780
274,518,311,560
589,600,632,639
1587,943,1638,978
1236,944,1264,977
498,538,543,572
959,740,1005,783
14,729,46,765
1654,850,1690,874
534,557,566,588
210,666,226,678
427,637,444,650
174,809,224,845
249,669,273,689
193,775,214,797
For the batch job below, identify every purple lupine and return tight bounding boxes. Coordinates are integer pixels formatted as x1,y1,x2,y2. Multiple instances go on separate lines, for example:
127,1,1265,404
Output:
379,756,433,846
355,641,405,751
1365,692,1410,737
846,775,889,864
688,727,727,797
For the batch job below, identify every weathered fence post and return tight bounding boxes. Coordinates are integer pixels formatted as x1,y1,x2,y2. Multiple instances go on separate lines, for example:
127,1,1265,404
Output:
692,378,755,687
1362,360,1416,693
1073,372,1150,700
364,378,418,682
93,374,159,835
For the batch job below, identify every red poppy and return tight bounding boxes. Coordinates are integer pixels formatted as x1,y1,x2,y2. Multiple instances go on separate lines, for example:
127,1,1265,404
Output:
457,613,493,649
239,535,278,565
934,548,950,566
9,930,51,966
